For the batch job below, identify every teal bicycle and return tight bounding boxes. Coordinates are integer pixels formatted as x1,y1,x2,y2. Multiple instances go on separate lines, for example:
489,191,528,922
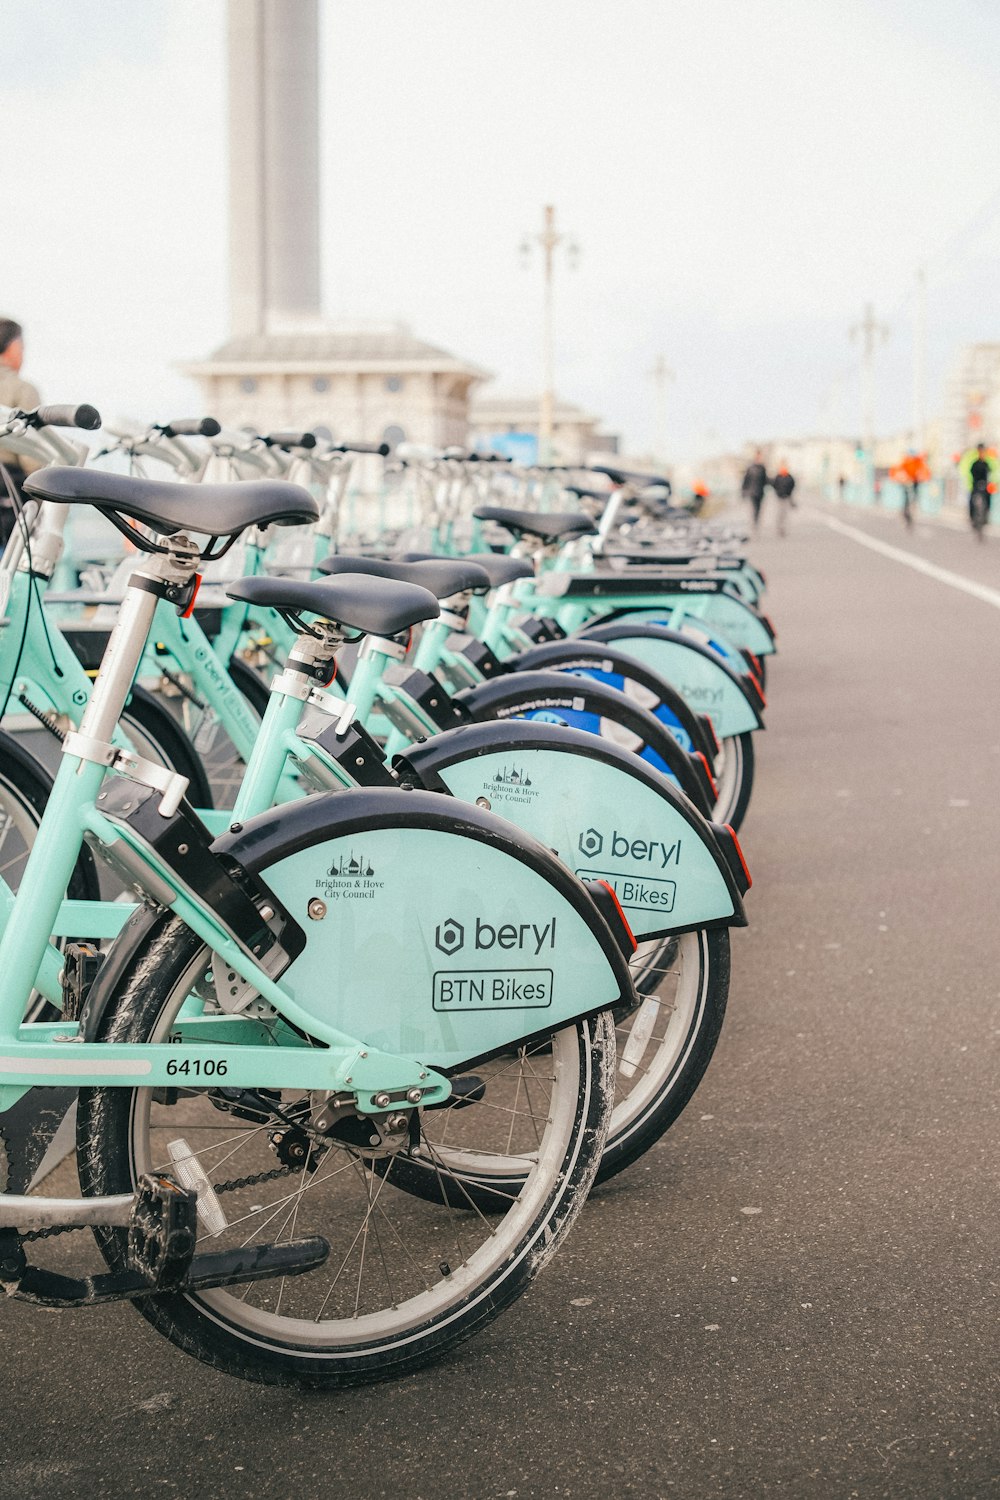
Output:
222,555,748,1185
0,462,641,1387
0,405,213,917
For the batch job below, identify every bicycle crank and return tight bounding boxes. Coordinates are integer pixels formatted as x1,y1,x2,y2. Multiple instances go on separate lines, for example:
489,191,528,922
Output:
0,1173,328,1308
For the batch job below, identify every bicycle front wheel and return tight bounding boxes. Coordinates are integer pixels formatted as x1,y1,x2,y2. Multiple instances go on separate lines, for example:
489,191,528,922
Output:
77,919,614,1387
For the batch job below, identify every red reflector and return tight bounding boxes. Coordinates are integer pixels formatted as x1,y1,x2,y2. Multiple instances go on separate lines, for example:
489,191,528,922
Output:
596,879,637,953
723,824,752,890
181,573,202,618
696,751,717,796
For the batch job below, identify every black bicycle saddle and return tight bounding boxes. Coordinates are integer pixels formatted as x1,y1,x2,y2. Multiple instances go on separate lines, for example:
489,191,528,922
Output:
226,573,440,637
472,506,597,543
318,554,491,598
24,466,319,537
401,551,535,588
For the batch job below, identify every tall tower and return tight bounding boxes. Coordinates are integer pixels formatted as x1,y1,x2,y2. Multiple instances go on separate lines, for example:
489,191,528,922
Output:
184,1,487,446
227,0,321,335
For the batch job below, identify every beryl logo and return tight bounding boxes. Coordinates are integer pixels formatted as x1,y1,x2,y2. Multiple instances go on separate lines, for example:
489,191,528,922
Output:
579,827,683,870
435,918,465,956
434,916,558,958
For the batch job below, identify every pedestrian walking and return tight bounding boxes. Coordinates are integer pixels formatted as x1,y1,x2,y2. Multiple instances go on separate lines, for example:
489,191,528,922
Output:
771,462,796,536
0,318,42,545
741,449,768,531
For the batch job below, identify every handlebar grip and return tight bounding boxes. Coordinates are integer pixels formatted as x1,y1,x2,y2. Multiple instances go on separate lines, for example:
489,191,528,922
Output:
332,441,391,457
31,404,101,431
264,430,317,450
591,463,672,491
159,417,221,438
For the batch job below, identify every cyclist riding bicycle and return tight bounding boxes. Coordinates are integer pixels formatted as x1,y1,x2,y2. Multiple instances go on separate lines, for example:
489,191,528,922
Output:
893,449,930,529
967,442,994,536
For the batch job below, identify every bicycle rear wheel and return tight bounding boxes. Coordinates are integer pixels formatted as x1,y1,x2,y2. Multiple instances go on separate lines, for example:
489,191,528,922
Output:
971,492,989,541
599,929,728,1182
77,919,614,1387
712,730,755,831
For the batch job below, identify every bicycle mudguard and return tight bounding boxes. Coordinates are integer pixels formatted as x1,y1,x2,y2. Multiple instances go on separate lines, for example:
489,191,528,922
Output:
395,721,747,941
508,639,718,760
580,623,764,738
455,670,715,815
80,790,634,1074
209,789,635,1071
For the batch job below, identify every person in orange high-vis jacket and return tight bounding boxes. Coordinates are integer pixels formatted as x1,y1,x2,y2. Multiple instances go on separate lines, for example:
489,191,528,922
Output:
889,450,931,529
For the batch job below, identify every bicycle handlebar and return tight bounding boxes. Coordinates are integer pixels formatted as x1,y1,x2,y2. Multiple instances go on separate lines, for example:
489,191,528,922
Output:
157,417,221,438
327,440,390,457
30,404,101,431
588,463,672,492
263,430,317,450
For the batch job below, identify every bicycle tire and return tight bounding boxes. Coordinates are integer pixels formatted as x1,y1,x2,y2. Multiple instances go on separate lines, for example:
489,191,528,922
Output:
597,928,729,1182
712,729,755,832
77,919,614,1388
971,492,989,540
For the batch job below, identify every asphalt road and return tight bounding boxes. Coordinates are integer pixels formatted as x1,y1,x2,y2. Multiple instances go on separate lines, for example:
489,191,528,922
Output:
2,501,997,1500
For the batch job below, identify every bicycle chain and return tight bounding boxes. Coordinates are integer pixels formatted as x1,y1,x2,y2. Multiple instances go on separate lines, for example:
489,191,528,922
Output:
16,1167,295,1245
22,1221,89,1243
5,1098,355,1244
214,1164,294,1195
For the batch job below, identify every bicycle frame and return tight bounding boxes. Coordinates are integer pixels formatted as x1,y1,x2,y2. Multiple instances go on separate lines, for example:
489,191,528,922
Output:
0,553,453,1119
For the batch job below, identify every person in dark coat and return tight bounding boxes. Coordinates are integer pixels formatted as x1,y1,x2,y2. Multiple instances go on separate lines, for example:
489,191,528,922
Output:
771,462,796,536
0,319,42,545
741,450,768,530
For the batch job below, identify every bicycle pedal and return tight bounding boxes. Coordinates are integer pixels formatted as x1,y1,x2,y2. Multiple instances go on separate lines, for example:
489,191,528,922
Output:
127,1173,198,1291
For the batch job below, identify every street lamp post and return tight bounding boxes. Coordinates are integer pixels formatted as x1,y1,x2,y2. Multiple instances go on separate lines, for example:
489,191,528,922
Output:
913,265,927,453
649,353,675,466
520,205,578,464
850,301,889,502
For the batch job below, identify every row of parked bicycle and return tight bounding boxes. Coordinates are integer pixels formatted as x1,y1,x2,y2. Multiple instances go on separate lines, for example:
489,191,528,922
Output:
0,403,773,1387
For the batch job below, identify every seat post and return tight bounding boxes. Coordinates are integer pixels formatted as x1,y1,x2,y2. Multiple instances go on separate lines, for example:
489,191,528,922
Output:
76,542,199,748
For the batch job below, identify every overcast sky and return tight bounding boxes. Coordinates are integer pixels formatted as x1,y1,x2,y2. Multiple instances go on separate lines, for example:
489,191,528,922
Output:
5,0,1000,458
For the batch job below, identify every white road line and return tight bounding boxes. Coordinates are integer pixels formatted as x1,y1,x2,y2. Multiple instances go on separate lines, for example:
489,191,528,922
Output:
820,514,1000,611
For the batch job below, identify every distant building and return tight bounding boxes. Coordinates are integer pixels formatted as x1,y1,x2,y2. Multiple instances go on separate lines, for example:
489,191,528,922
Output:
469,393,618,465
940,342,1000,460
183,324,487,447
185,2,486,446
